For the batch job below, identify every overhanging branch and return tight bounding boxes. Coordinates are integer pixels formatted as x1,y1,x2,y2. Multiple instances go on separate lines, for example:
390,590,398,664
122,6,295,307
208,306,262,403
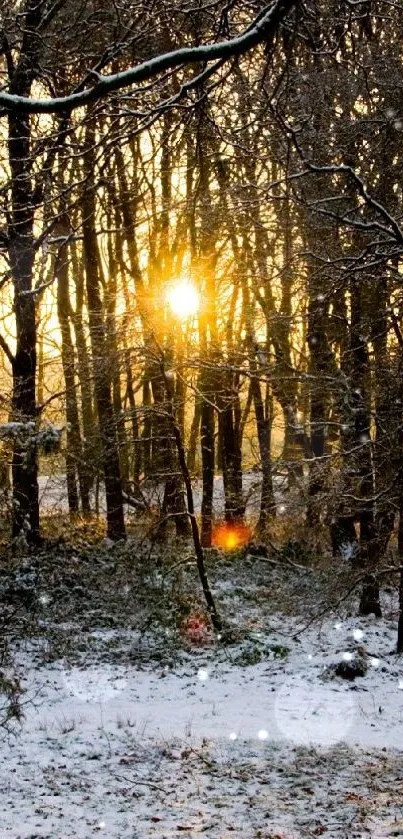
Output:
0,0,298,114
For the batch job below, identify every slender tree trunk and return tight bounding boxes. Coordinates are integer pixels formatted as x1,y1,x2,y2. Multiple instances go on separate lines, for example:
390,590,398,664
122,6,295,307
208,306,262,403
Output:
105,181,130,491
250,359,275,534
151,351,190,538
187,391,201,474
125,351,142,492
55,228,91,515
306,278,330,529
348,280,380,616
162,366,221,630
8,83,40,541
71,242,97,498
218,385,245,524
200,368,215,548
82,120,125,541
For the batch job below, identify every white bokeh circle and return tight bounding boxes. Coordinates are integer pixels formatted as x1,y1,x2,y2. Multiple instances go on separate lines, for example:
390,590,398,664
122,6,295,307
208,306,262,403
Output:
275,676,355,747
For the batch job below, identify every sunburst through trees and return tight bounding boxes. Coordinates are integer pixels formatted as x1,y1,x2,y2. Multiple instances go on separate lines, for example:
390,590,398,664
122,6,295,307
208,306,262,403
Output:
1,1,403,639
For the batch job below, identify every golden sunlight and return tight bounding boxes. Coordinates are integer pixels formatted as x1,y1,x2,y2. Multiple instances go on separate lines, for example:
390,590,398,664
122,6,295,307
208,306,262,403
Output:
167,281,199,319
212,523,251,551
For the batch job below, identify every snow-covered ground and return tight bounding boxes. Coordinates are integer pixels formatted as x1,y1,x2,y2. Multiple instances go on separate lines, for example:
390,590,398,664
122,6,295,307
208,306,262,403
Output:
2,607,403,838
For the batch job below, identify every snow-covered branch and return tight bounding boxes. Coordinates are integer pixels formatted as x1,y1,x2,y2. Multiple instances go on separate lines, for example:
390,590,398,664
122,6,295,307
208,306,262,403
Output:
0,0,297,114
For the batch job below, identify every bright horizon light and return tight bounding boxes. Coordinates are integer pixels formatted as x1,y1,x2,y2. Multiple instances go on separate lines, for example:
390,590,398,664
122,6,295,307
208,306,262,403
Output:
167,280,199,319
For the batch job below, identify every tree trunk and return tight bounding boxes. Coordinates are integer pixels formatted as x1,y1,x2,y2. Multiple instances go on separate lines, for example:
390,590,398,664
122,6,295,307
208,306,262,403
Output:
8,100,39,541
187,391,201,474
349,280,381,617
200,371,215,548
250,359,275,534
82,120,126,541
71,242,97,499
55,227,91,515
218,386,245,524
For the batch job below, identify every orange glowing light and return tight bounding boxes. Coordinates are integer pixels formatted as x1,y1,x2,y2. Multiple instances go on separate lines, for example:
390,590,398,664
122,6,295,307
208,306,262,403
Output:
212,523,251,551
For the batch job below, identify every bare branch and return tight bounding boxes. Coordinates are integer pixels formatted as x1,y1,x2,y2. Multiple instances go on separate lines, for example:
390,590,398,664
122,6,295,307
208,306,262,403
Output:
0,1,297,114
0,333,14,366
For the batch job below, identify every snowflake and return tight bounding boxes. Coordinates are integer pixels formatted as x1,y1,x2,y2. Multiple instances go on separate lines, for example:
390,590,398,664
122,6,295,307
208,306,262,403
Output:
39,593,50,606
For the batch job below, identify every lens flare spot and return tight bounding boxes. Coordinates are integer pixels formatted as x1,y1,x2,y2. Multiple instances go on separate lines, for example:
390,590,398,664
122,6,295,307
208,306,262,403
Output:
180,613,212,646
197,667,209,682
212,522,251,551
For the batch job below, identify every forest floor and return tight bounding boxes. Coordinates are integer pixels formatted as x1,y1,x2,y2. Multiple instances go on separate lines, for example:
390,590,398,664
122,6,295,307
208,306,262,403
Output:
0,534,402,838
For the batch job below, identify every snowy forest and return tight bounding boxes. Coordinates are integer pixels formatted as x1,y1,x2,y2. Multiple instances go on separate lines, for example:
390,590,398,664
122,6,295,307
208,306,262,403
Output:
1,2,403,837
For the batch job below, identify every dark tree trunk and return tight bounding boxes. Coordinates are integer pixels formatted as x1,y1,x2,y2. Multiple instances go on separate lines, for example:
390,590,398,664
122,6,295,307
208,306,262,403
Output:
151,357,190,538
329,517,358,560
71,242,97,497
250,360,275,534
105,180,130,492
125,351,142,493
187,391,201,474
82,121,125,541
200,376,215,548
162,364,222,630
7,24,41,542
307,291,328,524
55,229,91,515
142,376,152,479
218,386,245,524
349,281,380,616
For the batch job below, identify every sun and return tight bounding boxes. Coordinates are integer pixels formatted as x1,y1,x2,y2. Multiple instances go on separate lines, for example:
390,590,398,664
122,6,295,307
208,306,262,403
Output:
167,280,199,319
